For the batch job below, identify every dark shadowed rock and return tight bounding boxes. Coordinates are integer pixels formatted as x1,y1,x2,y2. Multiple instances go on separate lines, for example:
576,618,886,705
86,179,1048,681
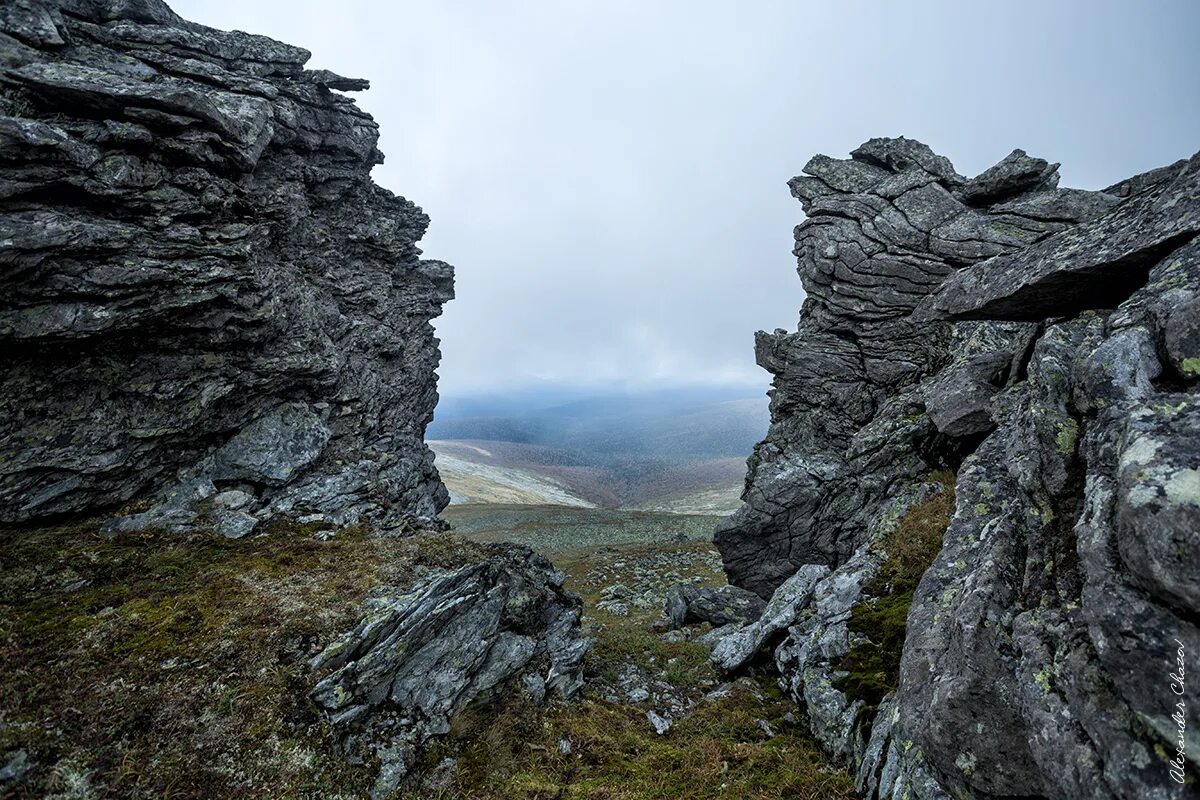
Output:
922,349,1011,437
0,0,452,533
926,152,1200,322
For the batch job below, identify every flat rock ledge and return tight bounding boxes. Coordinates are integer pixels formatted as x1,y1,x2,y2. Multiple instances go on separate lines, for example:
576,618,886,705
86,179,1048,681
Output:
310,543,591,799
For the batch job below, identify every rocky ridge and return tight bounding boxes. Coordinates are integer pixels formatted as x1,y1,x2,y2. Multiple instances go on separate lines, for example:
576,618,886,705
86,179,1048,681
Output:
715,138,1199,798
0,0,453,535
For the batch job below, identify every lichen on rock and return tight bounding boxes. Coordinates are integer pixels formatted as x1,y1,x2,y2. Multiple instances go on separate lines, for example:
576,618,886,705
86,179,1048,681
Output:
719,137,1200,798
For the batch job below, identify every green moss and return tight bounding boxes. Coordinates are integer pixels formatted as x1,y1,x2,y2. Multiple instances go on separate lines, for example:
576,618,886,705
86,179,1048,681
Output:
1055,417,1080,455
401,538,854,799
1180,357,1200,378
415,682,854,800
2,522,854,798
0,518,487,799
835,472,956,714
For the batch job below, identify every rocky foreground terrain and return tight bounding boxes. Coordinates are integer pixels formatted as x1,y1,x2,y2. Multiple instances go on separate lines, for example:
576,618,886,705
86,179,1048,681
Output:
711,138,1199,798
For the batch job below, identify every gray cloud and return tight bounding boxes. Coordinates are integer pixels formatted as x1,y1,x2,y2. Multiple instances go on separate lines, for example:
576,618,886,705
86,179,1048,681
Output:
174,0,1200,394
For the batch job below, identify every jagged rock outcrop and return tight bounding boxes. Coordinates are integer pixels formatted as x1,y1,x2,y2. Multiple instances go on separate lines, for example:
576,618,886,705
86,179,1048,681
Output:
0,0,453,534
310,543,590,798
719,138,1199,798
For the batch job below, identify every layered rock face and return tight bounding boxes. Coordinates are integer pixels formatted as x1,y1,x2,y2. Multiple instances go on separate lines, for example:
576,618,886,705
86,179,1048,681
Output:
719,139,1199,797
311,543,590,798
0,0,453,534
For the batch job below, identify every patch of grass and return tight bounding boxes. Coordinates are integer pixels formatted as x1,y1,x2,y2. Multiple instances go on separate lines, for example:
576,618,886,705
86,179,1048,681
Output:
550,541,724,691
399,538,854,800
2,516,856,799
412,682,854,800
836,471,956,712
0,518,486,799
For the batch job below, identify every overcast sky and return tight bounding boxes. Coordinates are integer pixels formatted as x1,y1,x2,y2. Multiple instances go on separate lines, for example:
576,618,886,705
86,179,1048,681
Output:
176,1,1199,396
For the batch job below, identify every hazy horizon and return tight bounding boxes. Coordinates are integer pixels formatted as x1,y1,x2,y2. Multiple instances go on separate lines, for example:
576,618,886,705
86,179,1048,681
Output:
175,0,1200,396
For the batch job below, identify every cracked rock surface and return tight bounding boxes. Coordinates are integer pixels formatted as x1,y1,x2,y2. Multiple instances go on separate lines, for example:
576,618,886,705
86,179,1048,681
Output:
719,138,1200,798
310,543,590,798
0,0,452,533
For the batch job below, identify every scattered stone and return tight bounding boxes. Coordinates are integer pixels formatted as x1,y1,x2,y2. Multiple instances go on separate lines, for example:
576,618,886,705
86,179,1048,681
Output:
0,749,33,786
596,600,630,616
663,583,767,630
646,710,672,736
627,687,650,703
209,508,260,539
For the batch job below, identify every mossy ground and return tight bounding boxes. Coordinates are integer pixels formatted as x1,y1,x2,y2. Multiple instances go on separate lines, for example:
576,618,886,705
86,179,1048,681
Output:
416,681,852,800
836,472,957,712
0,518,486,799
408,540,855,800
2,517,854,799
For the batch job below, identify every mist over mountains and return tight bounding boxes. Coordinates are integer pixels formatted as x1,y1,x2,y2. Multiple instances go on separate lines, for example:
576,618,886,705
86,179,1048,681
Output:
427,385,769,511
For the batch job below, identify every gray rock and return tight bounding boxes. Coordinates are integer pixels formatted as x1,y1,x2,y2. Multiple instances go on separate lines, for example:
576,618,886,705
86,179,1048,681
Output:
627,686,650,703
0,1,453,532
710,564,828,673
926,151,1200,322
209,490,254,511
521,672,547,704
596,600,630,616
646,710,672,736
662,583,766,629
850,136,965,186
958,148,1059,204
310,543,590,792
725,138,1200,797
922,350,1010,437
211,404,331,486
716,138,1079,598
209,508,259,539
0,749,33,786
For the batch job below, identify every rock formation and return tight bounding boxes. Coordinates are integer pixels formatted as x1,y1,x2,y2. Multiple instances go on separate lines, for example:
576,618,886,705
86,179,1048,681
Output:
718,138,1199,798
0,0,453,535
311,543,590,798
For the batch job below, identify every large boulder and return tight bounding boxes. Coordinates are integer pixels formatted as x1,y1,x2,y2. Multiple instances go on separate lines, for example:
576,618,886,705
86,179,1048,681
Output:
0,0,453,532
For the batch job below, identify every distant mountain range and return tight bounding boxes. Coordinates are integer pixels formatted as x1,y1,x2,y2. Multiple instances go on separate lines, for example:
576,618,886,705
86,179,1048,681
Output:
428,386,769,513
